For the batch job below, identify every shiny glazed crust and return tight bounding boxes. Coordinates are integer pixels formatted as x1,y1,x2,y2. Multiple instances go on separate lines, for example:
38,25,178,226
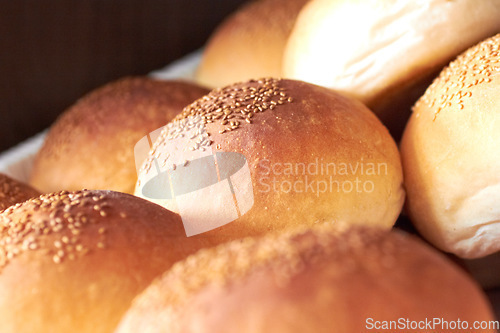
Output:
136,78,404,243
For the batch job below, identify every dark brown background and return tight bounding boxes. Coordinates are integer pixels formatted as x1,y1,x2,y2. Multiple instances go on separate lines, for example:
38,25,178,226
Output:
0,0,247,153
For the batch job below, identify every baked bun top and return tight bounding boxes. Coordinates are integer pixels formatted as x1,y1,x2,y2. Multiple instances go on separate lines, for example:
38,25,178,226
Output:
0,189,214,333
116,224,495,333
136,78,404,241
283,0,500,136
401,33,500,259
0,173,40,211
30,77,209,194
196,0,309,88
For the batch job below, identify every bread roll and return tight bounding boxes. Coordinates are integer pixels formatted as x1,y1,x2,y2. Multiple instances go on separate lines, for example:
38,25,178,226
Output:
196,0,309,88
116,224,495,333
0,174,40,211
29,77,209,194
0,190,215,333
135,78,404,241
283,0,500,138
400,34,500,259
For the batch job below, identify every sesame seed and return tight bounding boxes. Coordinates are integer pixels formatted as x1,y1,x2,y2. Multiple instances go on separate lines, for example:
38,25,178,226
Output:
140,78,294,172
0,190,117,271
422,34,499,119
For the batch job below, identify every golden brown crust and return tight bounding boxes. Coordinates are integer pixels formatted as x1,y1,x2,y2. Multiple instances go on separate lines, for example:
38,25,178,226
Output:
116,224,495,333
136,78,404,243
0,173,40,211
401,34,500,258
0,190,216,333
196,0,309,88
29,77,209,194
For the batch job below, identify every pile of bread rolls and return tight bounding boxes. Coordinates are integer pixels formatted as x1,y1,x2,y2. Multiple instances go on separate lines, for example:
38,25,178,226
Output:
1,0,500,331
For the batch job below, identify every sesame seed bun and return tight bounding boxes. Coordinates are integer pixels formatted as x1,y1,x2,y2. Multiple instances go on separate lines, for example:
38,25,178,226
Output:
400,34,500,259
135,78,404,242
0,190,215,333
283,0,500,138
29,77,209,194
196,0,309,88
0,174,40,211
116,224,495,333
